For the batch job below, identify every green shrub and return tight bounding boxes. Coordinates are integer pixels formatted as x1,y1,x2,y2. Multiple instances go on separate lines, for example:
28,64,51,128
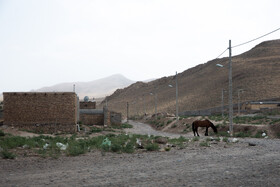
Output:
254,131,263,138
121,123,133,129
0,136,26,149
223,137,229,142
145,143,159,151
1,150,16,159
234,132,251,138
123,142,134,153
164,147,171,151
67,141,87,156
111,144,122,152
91,127,102,133
169,136,188,144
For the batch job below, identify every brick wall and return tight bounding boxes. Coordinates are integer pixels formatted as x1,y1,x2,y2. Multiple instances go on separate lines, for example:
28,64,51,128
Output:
79,113,104,125
3,92,77,133
80,101,96,109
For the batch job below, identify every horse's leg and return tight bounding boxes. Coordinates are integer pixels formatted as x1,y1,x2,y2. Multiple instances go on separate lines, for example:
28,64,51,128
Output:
193,128,196,136
205,127,208,136
196,127,199,136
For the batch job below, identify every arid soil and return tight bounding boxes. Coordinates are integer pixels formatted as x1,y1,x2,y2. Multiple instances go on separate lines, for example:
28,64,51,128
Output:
1,121,280,187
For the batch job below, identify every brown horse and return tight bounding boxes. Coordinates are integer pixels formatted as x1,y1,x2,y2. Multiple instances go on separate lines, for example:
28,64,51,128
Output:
192,119,217,136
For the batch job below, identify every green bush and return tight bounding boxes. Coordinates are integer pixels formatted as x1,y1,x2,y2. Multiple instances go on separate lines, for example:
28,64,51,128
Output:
222,137,229,142
67,141,87,156
123,142,135,153
169,136,188,145
0,136,26,149
121,123,133,129
91,127,102,133
145,143,159,151
111,144,122,153
234,132,251,138
1,150,16,159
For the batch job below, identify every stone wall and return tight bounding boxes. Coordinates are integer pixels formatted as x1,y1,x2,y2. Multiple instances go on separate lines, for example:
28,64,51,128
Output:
3,92,77,133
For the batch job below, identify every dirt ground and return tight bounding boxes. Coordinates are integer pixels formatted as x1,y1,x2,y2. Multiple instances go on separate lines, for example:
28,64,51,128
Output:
1,121,280,187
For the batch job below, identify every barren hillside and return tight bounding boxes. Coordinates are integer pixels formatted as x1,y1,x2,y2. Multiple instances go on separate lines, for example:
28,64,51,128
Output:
100,39,280,117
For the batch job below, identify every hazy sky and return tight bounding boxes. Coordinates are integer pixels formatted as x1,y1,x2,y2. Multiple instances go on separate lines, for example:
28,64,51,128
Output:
0,0,279,93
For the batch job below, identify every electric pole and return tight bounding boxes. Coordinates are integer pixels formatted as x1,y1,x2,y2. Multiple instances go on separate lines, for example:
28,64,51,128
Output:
229,40,233,136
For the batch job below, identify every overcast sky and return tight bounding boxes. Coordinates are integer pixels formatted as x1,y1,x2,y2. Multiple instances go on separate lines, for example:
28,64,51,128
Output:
0,0,279,93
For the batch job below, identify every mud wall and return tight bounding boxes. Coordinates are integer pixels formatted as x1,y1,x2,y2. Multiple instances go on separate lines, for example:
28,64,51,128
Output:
3,92,77,133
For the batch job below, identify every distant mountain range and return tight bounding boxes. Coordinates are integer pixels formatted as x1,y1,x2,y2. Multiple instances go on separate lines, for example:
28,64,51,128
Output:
36,74,135,99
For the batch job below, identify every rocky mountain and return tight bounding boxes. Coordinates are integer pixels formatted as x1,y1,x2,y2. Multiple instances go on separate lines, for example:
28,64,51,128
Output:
101,39,280,116
36,74,135,99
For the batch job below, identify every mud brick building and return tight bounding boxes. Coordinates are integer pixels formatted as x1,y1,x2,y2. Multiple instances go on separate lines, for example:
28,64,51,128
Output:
80,101,96,110
79,100,122,126
3,92,78,133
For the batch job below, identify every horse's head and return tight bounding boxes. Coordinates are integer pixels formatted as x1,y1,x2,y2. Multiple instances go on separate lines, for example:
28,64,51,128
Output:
208,120,218,133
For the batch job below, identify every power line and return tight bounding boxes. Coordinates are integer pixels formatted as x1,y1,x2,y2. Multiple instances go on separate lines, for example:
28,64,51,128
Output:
215,27,280,59
232,27,280,48
216,48,228,59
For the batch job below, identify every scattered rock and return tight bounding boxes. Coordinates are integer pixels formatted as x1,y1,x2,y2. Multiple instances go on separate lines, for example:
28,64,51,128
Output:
249,142,257,146
155,137,168,144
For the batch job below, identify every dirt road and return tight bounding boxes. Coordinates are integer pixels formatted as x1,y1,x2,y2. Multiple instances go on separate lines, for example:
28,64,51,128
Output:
1,121,280,187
